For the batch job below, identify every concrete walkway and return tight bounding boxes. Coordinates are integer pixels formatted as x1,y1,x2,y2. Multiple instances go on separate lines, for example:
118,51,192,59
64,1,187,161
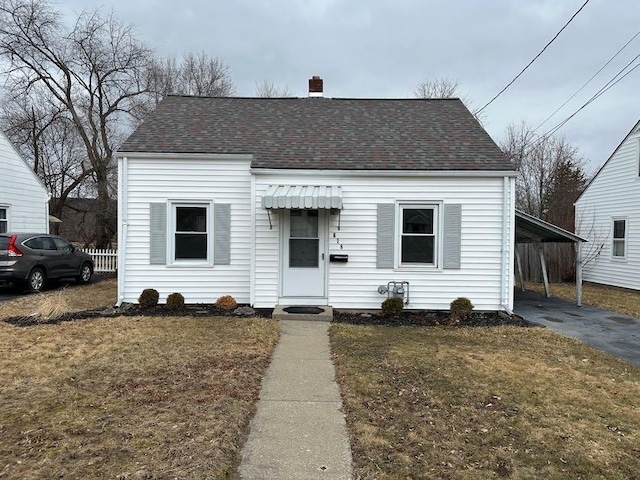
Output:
240,320,352,480
514,289,640,366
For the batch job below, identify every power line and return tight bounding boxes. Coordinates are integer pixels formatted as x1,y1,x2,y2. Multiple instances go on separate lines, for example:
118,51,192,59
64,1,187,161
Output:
522,53,640,153
476,0,591,115
533,29,640,133
540,55,640,140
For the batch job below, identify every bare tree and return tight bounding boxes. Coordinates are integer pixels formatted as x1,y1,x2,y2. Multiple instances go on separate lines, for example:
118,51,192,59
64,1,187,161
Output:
575,206,608,273
501,121,586,224
1,95,92,235
148,52,234,100
413,77,460,99
0,0,153,247
413,77,486,124
255,80,292,98
502,121,588,283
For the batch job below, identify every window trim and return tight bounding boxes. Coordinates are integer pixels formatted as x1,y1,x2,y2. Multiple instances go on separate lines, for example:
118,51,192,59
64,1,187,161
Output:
168,201,213,266
611,217,628,261
0,205,9,234
395,202,442,269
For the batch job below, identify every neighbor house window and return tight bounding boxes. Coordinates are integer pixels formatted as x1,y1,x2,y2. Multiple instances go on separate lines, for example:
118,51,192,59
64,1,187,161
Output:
612,218,627,259
399,204,438,266
0,207,7,233
171,203,210,262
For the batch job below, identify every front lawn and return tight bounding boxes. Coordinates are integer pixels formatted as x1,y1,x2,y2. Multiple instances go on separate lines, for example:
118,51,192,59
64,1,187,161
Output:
331,324,640,479
0,315,279,479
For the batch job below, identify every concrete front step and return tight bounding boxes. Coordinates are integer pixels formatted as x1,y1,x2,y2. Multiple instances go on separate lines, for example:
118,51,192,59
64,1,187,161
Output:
272,305,333,322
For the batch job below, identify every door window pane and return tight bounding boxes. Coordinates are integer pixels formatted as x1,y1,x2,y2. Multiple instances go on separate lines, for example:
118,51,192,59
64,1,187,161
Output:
289,239,319,267
290,210,318,238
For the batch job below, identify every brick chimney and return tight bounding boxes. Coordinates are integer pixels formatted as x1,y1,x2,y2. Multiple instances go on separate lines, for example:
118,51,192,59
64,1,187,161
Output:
308,75,323,97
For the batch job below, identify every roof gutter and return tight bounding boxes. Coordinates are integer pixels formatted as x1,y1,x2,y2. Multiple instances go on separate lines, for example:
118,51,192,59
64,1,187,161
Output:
250,168,518,178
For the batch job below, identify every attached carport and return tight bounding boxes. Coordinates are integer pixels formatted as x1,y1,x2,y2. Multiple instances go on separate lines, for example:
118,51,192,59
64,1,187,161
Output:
515,210,588,306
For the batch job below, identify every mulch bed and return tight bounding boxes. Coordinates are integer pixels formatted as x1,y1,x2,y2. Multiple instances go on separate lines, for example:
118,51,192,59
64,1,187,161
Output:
4,303,534,328
333,310,535,327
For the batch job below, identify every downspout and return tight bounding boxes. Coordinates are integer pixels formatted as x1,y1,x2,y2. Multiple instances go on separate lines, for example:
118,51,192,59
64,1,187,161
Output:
116,156,128,306
249,171,256,307
46,192,52,234
501,176,513,315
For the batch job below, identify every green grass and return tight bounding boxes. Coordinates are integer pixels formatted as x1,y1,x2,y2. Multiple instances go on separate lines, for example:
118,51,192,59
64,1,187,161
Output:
331,324,640,480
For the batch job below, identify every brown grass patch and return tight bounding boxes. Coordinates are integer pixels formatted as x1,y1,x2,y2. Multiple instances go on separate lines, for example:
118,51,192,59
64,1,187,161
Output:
0,277,117,320
0,315,279,479
331,324,640,480
525,281,640,318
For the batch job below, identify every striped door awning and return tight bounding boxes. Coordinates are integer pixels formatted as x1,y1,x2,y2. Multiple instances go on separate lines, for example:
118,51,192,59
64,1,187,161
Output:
261,185,343,209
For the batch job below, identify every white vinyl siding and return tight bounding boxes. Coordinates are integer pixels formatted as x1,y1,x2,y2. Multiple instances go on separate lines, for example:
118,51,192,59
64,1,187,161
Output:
576,126,640,290
120,156,252,304
254,173,514,311
0,132,49,233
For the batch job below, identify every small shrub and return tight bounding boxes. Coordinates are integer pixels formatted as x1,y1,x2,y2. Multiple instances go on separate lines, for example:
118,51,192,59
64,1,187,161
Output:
381,297,404,316
138,288,159,309
449,297,474,324
166,292,185,310
216,295,237,311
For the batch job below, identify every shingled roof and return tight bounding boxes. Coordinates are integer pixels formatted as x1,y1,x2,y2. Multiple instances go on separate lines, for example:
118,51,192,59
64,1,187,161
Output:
119,95,514,171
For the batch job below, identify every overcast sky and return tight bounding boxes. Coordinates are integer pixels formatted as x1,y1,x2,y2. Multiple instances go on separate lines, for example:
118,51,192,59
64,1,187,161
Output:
60,0,640,173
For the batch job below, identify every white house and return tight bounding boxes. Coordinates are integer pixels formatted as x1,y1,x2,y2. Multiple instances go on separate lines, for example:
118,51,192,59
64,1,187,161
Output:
0,130,49,234
575,120,640,291
116,79,517,311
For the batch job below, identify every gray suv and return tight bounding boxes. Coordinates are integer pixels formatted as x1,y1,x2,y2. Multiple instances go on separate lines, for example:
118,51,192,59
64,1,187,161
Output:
0,233,94,292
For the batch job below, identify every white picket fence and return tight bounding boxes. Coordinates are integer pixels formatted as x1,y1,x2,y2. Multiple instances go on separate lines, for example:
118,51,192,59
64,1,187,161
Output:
82,248,118,273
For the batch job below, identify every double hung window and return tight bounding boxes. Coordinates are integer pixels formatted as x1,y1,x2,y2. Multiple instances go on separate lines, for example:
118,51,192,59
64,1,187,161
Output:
612,218,627,259
399,205,438,266
0,207,7,233
172,204,210,262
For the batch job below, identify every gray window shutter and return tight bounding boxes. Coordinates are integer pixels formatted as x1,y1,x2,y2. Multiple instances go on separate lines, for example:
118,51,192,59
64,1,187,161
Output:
214,203,231,265
443,204,462,269
150,203,167,265
377,204,395,269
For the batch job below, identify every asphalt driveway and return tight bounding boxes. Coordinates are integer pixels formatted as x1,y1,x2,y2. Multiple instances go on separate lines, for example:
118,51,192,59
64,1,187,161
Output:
514,289,640,366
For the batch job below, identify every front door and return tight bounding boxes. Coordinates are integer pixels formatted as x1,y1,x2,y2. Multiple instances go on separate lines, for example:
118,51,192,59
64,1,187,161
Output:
281,209,326,299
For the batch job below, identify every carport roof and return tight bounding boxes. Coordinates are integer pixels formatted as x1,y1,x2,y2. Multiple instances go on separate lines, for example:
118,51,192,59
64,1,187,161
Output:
516,210,587,244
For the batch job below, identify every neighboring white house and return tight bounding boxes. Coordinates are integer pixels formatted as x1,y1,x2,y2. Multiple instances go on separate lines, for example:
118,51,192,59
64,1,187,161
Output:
116,79,517,311
575,119,640,291
0,130,49,234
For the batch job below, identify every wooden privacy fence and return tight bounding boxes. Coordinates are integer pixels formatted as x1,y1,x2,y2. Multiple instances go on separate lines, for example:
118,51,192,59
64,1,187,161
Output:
82,248,118,273
516,243,576,283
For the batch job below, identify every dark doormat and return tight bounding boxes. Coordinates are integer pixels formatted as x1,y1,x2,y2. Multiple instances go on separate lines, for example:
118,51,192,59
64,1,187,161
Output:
283,306,324,314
